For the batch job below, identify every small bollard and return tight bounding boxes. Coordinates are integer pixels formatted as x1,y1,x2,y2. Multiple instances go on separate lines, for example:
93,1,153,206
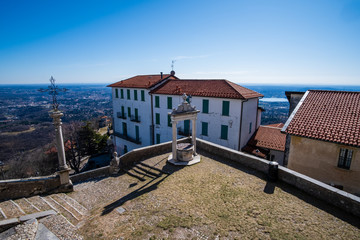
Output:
268,161,279,182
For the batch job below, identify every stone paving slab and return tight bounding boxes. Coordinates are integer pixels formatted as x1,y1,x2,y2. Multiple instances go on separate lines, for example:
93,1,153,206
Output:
35,223,59,240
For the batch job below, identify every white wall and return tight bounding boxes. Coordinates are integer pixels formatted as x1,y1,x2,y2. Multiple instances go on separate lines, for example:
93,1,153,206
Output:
111,87,152,154
240,98,258,150
152,94,244,150
111,88,261,153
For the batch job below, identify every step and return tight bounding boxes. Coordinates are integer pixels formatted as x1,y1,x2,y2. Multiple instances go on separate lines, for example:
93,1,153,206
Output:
0,208,6,220
51,195,83,220
134,164,162,177
41,196,79,226
56,194,88,216
27,196,53,212
13,198,39,215
0,200,24,219
40,214,83,239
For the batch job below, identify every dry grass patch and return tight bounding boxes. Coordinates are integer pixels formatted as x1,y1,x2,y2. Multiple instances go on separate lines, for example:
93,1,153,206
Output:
76,152,360,240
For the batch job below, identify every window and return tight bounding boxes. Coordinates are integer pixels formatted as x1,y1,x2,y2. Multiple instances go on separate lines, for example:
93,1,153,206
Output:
222,101,230,116
202,122,208,136
168,115,171,127
115,89,119,98
221,125,228,140
134,90,138,101
120,89,124,99
167,97,172,109
202,99,209,113
122,122,127,137
156,113,160,125
156,134,160,144
338,148,353,169
135,126,139,141
127,89,131,100
141,90,145,101
134,108,138,121
121,106,125,118
249,122,252,134
155,96,160,108
128,107,131,118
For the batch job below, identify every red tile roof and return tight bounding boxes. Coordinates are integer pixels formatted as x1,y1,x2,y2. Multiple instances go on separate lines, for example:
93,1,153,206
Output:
283,90,360,147
247,124,286,151
150,80,263,99
107,74,177,89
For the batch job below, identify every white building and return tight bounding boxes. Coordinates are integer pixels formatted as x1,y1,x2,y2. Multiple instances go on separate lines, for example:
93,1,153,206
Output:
108,73,263,154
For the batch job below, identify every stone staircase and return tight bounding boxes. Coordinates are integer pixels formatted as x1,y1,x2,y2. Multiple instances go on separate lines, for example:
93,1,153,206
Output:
123,162,168,181
0,193,89,232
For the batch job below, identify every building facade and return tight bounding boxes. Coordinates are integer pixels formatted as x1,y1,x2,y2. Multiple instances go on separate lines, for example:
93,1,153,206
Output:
282,90,360,195
108,73,263,155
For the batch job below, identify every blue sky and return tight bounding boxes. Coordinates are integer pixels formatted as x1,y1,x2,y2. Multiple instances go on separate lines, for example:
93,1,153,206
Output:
0,0,359,85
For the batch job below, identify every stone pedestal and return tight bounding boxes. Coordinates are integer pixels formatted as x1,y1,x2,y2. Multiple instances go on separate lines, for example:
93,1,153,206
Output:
58,169,71,185
50,110,72,189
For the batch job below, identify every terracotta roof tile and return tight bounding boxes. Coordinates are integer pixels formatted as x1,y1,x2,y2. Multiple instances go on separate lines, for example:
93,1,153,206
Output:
247,125,286,151
107,74,177,89
150,79,263,99
284,90,360,147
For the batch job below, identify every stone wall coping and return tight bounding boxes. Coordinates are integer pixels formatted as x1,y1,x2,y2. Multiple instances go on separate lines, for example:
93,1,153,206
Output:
0,175,57,184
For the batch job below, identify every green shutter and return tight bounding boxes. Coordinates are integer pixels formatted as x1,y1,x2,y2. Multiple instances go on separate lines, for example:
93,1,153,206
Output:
184,120,190,135
202,99,209,113
167,97,172,109
120,89,124,99
221,125,228,140
115,89,119,98
124,145,128,153
222,101,230,116
135,126,139,141
134,90,138,100
127,89,130,99
141,90,145,101
155,96,160,108
135,108,138,121
156,113,160,125
202,122,208,136
156,134,160,144
128,107,131,118
122,122,127,137
168,115,171,127
121,106,125,117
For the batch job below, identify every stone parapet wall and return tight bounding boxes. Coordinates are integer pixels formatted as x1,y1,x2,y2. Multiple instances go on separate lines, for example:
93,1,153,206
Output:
0,176,62,201
120,138,189,166
196,138,360,218
70,166,110,183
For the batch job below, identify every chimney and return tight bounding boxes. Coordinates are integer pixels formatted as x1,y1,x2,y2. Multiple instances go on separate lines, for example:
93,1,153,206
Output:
160,72,163,79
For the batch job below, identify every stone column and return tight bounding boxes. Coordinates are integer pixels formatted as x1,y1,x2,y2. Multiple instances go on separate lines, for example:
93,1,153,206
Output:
172,119,177,161
192,118,197,155
50,110,71,185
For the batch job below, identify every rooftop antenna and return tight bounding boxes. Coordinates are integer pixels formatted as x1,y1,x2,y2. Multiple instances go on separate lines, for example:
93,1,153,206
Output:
171,60,175,71
38,76,68,111
171,60,176,75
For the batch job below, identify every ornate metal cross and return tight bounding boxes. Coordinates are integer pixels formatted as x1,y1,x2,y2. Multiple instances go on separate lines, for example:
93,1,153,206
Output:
38,76,68,110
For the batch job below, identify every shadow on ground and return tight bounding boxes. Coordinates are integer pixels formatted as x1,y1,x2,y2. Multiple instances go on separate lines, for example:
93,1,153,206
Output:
101,156,184,215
